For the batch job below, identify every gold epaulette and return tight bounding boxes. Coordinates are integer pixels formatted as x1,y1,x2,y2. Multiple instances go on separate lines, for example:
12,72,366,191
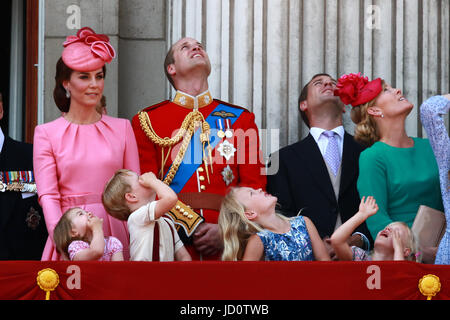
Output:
165,200,204,237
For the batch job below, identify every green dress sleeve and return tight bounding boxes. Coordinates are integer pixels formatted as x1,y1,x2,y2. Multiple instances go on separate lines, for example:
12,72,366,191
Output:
357,147,393,240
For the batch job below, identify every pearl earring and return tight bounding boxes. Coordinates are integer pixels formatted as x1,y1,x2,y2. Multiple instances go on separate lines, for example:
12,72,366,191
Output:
381,114,384,118
65,89,71,98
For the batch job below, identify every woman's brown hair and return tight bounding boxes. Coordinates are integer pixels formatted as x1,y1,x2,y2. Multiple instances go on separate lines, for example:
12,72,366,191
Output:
53,57,107,113
350,80,386,147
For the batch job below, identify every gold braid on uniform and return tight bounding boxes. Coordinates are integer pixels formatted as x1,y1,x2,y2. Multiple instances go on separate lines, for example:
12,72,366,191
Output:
138,110,212,185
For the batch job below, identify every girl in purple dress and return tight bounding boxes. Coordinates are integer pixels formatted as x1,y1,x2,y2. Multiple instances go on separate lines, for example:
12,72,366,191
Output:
53,207,123,261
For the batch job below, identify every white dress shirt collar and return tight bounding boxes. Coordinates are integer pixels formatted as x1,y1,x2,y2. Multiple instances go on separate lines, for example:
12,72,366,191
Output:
309,125,345,157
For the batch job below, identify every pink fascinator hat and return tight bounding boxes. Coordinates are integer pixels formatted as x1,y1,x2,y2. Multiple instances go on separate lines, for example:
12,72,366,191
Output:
334,72,382,107
62,27,116,72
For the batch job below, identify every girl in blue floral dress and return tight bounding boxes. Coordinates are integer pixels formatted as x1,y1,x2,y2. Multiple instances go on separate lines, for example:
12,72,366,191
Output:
218,187,330,261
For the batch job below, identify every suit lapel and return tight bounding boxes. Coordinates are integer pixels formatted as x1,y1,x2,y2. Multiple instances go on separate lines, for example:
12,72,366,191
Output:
339,132,359,199
293,134,336,203
0,137,8,167
0,137,15,167
0,137,15,230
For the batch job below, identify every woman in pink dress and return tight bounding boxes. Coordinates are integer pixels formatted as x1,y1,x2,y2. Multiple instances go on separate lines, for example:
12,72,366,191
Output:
33,27,140,260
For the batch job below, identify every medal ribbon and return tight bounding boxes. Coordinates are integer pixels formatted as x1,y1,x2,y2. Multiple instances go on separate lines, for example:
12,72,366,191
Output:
0,171,35,183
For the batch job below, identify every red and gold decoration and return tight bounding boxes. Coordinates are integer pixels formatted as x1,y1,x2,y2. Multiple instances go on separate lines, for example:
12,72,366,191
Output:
418,274,441,300
0,261,448,300
36,268,59,300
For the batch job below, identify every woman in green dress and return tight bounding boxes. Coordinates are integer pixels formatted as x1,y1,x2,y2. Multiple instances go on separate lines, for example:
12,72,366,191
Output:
334,73,444,263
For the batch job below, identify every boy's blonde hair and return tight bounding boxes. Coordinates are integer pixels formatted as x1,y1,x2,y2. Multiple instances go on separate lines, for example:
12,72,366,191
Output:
53,207,83,258
102,169,133,221
218,187,289,261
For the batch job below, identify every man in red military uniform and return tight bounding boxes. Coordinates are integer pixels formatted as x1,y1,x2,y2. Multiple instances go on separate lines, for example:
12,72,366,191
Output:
132,37,266,260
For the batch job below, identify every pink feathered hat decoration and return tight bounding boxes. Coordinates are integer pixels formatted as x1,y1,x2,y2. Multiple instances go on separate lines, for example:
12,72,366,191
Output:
333,72,382,107
62,27,116,72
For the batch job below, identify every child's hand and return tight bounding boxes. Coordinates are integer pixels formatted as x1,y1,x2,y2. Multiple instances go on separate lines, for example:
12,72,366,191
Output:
139,172,158,187
392,229,405,257
392,229,404,251
358,196,378,219
87,215,103,231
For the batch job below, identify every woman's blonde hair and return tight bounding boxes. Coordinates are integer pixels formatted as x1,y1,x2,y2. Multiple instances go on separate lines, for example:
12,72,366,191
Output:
53,207,82,258
218,187,290,261
351,80,386,147
102,169,133,221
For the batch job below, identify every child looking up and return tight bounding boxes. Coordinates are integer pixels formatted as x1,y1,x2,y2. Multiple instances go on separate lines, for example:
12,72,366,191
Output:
218,187,330,261
54,208,124,261
330,196,418,261
102,170,191,261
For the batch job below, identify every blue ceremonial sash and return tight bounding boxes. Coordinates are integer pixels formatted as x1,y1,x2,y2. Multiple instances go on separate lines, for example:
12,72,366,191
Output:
166,104,244,193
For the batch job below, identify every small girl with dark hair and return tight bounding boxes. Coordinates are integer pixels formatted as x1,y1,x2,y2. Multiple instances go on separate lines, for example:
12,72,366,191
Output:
54,207,123,261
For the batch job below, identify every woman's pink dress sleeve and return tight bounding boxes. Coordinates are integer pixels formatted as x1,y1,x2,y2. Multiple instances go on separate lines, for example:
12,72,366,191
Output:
33,125,62,240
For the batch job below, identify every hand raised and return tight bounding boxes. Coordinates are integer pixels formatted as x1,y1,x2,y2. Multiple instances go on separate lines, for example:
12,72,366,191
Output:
359,196,378,219
392,228,404,253
139,171,158,187
87,214,103,230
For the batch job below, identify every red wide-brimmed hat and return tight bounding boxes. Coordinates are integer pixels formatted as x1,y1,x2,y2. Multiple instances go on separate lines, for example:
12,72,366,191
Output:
62,27,116,72
334,72,382,107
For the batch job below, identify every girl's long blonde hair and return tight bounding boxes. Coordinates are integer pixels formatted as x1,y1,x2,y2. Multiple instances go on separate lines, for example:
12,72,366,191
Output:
218,187,290,261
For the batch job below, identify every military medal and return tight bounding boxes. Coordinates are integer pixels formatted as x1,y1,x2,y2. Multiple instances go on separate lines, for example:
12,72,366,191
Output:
221,165,234,186
0,170,37,193
216,119,225,138
217,140,236,161
224,119,233,138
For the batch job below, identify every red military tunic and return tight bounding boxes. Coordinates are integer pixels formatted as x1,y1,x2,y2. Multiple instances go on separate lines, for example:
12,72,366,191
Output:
131,90,267,259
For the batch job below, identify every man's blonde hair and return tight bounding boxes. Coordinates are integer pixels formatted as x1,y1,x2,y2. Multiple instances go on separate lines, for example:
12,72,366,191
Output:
102,169,134,221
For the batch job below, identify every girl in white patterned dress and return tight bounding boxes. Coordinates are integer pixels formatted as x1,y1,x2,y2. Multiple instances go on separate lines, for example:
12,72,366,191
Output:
330,196,418,261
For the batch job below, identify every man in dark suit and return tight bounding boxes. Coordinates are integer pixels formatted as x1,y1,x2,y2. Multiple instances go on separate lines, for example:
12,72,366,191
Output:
267,74,373,255
0,92,47,260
